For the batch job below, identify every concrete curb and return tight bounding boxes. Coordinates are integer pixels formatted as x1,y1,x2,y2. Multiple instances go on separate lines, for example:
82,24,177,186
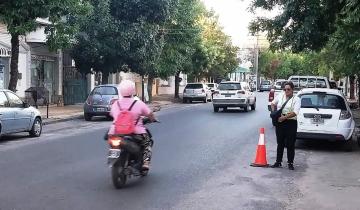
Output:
43,114,84,125
42,104,171,125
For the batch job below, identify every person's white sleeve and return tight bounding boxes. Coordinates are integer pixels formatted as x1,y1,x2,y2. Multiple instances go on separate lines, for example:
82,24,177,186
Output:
293,96,301,115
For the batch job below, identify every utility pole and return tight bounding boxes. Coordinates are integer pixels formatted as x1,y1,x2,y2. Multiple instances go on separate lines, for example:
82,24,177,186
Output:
255,34,259,91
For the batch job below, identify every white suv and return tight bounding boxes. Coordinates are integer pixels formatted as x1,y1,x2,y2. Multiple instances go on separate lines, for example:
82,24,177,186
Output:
297,88,355,142
213,82,256,112
183,83,212,103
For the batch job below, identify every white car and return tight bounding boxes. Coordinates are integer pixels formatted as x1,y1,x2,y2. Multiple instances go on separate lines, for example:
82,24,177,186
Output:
0,89,42,137
212,82,256,112
183,83,212,103
296,88,355,143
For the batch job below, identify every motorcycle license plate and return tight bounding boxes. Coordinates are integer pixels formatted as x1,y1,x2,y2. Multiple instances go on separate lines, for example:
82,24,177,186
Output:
108,149,121,159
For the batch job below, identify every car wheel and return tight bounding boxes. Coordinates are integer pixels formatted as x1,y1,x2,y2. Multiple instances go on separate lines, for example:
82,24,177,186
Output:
213,106,219,112
106,115,113,121
244,103,250,112
183,98,187,103
223,107,228,112
343,139,354,152
29,118,42,137
251,101,256,111
84,113,92,121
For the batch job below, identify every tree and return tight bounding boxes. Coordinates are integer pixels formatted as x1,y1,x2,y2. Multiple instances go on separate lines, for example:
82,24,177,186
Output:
249,0,344,52
0,0,89,91
156,0,205,99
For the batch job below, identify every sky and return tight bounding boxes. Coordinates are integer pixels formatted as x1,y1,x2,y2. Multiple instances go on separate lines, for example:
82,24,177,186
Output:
202,0,279,48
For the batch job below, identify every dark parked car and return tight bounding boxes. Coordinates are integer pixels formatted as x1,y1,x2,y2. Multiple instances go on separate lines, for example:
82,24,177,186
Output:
259,80,272,92
83,85,120,121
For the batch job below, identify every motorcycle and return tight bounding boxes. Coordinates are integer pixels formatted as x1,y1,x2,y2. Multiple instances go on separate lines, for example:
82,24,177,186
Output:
106,117,156,189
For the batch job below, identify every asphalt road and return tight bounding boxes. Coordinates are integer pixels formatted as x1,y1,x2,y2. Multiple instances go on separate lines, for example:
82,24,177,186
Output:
1,92,360,210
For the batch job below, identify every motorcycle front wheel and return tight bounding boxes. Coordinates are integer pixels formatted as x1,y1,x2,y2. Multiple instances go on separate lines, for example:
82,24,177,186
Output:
111,153,128,189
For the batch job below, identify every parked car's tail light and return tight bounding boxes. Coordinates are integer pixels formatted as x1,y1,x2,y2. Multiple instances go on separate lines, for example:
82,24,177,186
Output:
268,90,275,102
339,110,351,120
86,96,93,105
108,136,122,148
237,90,245,94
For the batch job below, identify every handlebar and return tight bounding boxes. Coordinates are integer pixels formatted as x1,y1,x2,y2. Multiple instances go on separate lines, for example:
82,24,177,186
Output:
142,117,160,125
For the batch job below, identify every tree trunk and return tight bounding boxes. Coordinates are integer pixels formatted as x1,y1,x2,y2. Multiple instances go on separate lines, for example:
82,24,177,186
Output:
147,74,154,103
357,75,360,108
102,72,109,84
8,34,19,92
350,75,355,100
174,71,180,99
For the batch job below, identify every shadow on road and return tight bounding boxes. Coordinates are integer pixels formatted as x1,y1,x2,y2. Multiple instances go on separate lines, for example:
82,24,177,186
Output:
296,139,360,153
0,133,34,143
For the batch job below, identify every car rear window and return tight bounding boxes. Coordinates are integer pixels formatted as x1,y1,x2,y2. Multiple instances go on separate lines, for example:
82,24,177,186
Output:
218,83,241,90
300,93,347,110
207,84,214,88
185,84,203,89
91,86,118,95
261,81,270,85
290,77,327,89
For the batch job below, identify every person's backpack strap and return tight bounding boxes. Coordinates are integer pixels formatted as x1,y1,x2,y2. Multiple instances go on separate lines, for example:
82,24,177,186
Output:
128,100,137,111
117,101,122,111
127,100,140,125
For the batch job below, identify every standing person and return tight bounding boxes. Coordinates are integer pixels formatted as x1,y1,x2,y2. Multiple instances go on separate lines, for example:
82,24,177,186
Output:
270,81,301,170
108,80,156,170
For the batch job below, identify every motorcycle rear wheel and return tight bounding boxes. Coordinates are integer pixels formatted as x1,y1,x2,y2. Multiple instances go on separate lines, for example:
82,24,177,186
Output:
112,154,128,189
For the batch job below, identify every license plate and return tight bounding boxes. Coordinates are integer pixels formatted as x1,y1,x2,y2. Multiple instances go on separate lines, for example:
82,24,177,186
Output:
311,118,324,124
108,149,121,159
225,95,231,97
96,108,105,112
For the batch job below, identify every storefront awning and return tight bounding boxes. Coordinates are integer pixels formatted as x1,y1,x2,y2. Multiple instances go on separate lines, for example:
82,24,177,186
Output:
234,67,250,73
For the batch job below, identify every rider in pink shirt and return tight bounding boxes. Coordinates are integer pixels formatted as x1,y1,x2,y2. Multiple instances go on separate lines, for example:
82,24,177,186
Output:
108,80,156,170
108,97,152,135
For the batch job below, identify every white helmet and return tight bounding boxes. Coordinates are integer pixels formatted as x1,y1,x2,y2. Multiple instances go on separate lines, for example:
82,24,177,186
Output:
119,80,136,97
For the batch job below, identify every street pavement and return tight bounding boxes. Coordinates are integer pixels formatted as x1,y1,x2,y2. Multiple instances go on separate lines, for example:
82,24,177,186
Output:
1,92,360,210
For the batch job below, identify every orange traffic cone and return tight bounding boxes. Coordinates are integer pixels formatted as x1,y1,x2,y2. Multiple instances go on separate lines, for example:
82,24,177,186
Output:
250,128,269,167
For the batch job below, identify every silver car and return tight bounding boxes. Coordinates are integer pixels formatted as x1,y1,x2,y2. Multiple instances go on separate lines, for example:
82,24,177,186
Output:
83,85,120,121
0,90,42,137
183,83,212,103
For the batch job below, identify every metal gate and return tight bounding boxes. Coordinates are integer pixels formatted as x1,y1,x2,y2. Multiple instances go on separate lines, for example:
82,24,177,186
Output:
63,79,87,105
63,67,87,105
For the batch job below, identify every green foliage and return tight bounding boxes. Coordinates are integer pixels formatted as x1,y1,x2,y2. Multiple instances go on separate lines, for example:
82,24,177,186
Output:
251,0,360,82
0,0,90,91
249,0,344,52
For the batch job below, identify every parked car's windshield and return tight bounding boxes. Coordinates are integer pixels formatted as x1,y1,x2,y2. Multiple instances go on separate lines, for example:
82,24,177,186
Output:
218,83,241,90
91,86,118,95
261,81,270,85
300,93,347,110
186,84,203,89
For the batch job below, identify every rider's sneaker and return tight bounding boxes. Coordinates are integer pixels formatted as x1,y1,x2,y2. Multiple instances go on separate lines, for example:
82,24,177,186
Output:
142,160,150,170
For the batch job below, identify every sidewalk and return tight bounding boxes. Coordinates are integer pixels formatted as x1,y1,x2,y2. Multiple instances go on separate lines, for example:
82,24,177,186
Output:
40,94,179,125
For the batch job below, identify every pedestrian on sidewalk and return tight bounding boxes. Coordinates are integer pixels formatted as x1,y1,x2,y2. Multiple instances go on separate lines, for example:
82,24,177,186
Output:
270,81,301,170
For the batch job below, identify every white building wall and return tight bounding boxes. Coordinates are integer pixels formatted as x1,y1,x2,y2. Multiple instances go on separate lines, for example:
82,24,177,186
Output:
15,52,28,97
0,23,11,44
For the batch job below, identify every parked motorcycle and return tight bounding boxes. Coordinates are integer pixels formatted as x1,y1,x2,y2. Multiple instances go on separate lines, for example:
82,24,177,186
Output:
106,117,156,189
